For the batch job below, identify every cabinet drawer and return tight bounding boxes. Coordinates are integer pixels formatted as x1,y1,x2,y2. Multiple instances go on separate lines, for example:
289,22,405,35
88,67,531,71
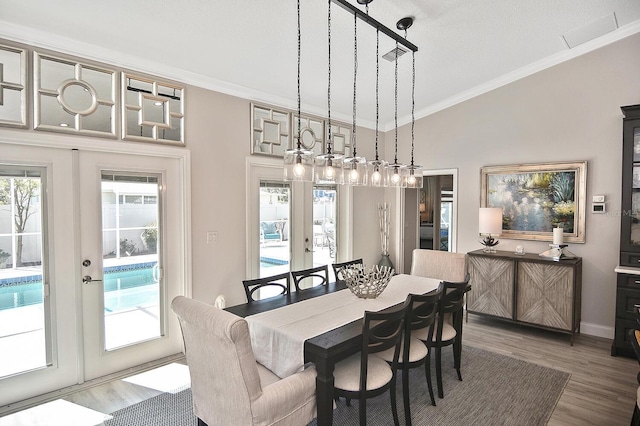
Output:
620,252,640,267
616,287,640,319
619,274,640,288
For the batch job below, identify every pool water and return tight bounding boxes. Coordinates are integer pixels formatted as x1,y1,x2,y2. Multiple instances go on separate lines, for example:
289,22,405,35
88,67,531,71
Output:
0,266,158,312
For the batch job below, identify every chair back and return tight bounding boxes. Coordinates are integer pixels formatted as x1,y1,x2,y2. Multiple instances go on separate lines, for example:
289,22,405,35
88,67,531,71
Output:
434,275,471,344
410,249,467,283
405,286,443,348
291,265,329,292
242,271,291,302
360,299,409,391
332,258,363,281
171,296,262,425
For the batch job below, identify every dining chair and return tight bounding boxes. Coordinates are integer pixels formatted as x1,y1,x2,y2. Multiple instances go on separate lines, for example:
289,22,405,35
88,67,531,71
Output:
424,275,471,399
332,258,364,281
170,296,317,426
332,299,409,426
291,265,329,292
242,271,291,303
377,286,443,425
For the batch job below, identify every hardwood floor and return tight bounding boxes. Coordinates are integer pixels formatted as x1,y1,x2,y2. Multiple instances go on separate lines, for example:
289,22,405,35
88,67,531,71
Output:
464,315,638,426
4,316,638,425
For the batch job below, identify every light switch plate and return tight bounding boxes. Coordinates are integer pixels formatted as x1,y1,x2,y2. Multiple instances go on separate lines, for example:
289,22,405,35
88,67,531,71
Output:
592,195,605,203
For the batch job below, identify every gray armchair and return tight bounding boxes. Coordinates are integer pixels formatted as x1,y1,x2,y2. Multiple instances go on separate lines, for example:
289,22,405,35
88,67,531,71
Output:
171,296,317,426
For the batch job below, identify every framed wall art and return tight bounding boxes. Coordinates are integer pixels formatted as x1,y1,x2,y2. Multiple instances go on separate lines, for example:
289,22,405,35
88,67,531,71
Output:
480,161,587,243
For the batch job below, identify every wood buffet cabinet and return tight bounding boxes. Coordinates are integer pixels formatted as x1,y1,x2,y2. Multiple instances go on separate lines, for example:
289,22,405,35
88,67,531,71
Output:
467,249,582,344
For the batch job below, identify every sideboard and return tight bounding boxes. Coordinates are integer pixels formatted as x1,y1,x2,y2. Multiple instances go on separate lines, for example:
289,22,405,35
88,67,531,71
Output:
467,249,582,344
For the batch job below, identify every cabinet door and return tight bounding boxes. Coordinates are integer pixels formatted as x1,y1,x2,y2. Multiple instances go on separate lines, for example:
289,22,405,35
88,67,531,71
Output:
619,108,640,262
468,256,514,319
517,262,573,330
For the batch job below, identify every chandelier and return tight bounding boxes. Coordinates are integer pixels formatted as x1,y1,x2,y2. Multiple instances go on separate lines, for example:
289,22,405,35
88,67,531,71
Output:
284,0,419,188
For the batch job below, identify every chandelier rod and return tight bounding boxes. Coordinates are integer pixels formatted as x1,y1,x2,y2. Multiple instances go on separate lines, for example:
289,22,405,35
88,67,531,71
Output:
330,0,418,52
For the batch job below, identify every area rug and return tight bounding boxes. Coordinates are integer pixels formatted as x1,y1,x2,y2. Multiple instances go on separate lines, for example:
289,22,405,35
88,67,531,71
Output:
105,346,569,426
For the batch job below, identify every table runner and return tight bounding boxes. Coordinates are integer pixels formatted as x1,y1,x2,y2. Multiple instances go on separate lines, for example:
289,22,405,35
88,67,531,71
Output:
246,274,441,378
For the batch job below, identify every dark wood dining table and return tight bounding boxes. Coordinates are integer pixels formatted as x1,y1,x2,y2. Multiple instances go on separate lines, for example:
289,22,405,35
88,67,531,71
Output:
225,281,361,426
225,276,441,426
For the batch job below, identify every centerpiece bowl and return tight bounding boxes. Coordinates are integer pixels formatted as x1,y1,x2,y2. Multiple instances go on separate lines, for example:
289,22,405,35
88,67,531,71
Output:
340,264,394,299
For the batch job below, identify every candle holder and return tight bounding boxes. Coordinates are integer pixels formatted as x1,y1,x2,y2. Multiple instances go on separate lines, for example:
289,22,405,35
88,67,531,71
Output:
539,244,577,261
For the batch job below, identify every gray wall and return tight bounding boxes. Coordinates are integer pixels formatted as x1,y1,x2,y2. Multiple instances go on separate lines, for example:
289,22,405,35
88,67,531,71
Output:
390,33,640,336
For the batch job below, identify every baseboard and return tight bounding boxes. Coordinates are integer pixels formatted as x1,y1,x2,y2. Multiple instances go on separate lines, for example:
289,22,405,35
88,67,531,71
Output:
580,321,614,339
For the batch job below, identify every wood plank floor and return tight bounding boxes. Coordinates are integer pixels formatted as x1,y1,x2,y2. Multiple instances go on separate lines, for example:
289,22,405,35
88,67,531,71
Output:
5,315,639,425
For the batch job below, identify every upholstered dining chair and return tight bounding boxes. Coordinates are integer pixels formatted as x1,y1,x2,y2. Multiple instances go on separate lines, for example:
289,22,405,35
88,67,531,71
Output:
409,249,467,282
290,265,329,292
332,258,364,281
171,296,317,426
423,276,471,399
242,271,291,303
377,287,443,425
630,328,640,426
332,299,409,426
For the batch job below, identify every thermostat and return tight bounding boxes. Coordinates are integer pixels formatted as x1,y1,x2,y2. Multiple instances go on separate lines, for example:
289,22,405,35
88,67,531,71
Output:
592,202,606,213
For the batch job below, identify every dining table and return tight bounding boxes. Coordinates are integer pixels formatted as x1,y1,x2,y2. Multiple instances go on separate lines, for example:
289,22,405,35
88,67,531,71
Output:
225,273,442,426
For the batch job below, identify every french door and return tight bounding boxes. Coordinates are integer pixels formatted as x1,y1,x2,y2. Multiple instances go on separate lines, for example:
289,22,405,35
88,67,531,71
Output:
247,159,342,291
78,150,185,380
0,142,187,406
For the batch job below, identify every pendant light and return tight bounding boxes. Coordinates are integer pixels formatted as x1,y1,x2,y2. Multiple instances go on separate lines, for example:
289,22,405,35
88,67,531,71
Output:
315,0,343,184
284,0,315,182
399,17,423,189
342,12,367,186
367,28,389,187
388,38,407,188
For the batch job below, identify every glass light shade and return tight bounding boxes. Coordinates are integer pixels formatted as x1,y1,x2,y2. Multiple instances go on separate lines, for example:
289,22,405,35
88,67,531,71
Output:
315,153,344,184
367,160,389,188
342,156,368,186
283,148,315,182
404,165,424,189
388,163,407,188
479,207,503,235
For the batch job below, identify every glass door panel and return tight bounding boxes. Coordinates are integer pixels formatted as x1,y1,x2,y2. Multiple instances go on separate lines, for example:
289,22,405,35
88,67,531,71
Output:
101,174,160,350
0,168,49,378
312,185,337,277
259,181,290,288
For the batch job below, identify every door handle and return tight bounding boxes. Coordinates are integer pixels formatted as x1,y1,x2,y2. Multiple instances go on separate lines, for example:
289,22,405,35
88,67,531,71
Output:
82,275,102,284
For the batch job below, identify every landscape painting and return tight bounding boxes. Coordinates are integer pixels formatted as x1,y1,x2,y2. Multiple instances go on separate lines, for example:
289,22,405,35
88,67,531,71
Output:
480,161,587,243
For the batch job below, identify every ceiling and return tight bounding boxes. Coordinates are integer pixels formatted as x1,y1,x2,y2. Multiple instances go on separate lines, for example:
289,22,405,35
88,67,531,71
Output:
1,0,640,130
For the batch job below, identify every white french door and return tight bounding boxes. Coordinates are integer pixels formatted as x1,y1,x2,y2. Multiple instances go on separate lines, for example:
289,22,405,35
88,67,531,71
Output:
0,142,188,408
78,150,185,380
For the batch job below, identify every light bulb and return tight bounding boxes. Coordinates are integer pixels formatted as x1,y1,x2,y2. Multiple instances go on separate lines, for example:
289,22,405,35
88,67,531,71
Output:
293,162,305,177
325,165,335,179
371,170,381,184
407,174,416,186
391,172,401,184
349,168,359,182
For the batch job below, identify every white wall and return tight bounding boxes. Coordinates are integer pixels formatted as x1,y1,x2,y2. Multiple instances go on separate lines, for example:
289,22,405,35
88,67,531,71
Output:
389,33,640,337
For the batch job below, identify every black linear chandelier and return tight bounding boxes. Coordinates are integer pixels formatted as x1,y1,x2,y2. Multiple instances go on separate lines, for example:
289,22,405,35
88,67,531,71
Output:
284,0,420,189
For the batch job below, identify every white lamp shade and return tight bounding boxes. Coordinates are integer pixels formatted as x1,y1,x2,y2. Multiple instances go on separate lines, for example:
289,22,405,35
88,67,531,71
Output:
479,207,503,235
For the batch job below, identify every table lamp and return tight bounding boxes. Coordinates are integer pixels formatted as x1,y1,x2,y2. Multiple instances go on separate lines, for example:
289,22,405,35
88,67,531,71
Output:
479,207,502,253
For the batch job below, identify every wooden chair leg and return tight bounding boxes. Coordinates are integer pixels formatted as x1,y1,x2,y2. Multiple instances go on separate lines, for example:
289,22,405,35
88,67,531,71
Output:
454,336,463,381
425,351,436,406
390,375,400,426
436,346,444,399
632,402,640,426
359,397,367,426
197,418,208,426
402,367,412,426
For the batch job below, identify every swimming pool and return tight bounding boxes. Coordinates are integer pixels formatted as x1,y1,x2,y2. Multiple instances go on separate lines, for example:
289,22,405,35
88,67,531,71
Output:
0,264,158,312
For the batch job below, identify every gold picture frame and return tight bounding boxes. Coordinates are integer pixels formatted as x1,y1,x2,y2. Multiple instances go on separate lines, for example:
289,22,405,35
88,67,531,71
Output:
480,161,587,243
